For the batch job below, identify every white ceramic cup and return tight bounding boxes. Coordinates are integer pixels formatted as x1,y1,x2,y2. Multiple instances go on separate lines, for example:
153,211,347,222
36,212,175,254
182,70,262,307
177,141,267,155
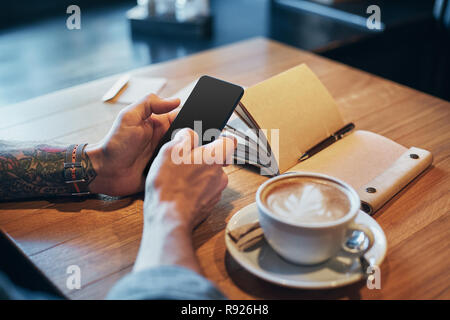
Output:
256,172,374,265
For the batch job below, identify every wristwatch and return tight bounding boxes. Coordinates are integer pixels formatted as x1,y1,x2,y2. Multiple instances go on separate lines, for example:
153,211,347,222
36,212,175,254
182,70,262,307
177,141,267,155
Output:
63,143,91,195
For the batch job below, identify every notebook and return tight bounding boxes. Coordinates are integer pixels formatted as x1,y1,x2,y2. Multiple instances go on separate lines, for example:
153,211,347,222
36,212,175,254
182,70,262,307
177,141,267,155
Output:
223,64,433,215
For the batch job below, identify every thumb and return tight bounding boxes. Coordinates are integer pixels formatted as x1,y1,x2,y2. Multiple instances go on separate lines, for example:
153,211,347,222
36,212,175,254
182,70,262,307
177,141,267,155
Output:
203,136,237,166
132,94,180,120
172,128,199,150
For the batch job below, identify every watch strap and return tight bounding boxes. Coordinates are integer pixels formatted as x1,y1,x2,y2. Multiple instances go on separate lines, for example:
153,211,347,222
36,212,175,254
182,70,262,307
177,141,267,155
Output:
64,144,91,195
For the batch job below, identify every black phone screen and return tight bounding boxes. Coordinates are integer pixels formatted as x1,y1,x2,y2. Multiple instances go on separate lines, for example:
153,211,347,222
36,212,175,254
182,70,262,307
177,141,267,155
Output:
145,75,244,174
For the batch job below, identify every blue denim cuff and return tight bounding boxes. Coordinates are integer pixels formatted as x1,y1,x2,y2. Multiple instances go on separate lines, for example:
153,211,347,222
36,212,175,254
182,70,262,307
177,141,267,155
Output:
106,265,226,300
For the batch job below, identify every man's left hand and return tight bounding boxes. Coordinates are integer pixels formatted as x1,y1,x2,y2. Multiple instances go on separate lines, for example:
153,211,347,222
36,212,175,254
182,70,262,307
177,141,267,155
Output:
86,94,180,196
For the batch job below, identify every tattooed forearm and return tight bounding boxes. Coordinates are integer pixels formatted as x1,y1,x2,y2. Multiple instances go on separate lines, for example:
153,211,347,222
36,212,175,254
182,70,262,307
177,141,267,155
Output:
0,141,96,200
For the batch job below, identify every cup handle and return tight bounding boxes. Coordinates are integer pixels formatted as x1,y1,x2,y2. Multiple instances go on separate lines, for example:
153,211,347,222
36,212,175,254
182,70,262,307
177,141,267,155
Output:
342,222,375,255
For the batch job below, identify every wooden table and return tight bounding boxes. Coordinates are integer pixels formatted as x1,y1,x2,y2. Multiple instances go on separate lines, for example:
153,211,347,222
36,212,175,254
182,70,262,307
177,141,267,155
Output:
0,38,449,300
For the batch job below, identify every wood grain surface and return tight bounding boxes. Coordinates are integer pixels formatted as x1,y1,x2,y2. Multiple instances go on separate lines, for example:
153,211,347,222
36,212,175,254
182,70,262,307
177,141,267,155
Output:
0,38,449,299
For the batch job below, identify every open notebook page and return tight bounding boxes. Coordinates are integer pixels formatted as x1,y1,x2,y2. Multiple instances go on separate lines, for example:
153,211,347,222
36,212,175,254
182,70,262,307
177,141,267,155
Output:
239,64,345,173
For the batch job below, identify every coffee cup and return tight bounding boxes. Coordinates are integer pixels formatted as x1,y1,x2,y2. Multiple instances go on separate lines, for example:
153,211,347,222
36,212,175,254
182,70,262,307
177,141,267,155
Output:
256,172,374,265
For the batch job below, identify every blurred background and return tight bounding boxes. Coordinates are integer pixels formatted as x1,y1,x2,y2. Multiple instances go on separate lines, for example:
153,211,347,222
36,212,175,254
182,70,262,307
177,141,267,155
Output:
0,0,449,108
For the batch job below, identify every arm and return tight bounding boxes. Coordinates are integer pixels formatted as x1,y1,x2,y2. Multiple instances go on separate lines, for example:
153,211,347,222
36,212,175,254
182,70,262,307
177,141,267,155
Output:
1,93,236,299
135,128,235,274
0,141,96,200
0,94,180,201
107,129,236,300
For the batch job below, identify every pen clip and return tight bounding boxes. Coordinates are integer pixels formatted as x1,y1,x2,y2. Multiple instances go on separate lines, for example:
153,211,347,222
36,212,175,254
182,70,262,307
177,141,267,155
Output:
334,122,355,139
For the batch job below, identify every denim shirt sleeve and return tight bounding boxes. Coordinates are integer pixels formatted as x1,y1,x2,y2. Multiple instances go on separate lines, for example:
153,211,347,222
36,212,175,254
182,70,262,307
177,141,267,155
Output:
106,265,226,300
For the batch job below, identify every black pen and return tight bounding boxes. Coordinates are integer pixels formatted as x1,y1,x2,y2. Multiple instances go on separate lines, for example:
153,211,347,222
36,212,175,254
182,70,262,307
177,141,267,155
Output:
299,123,355,162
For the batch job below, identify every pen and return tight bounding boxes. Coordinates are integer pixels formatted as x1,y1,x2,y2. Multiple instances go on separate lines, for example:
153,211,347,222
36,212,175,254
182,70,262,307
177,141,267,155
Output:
299,123,355,162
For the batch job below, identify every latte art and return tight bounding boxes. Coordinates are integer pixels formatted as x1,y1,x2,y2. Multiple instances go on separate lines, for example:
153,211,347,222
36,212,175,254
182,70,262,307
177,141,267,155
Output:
263,178,350,223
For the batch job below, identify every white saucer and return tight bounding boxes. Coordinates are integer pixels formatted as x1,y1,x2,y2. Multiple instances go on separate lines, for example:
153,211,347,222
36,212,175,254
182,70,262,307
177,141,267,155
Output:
225,203,387,289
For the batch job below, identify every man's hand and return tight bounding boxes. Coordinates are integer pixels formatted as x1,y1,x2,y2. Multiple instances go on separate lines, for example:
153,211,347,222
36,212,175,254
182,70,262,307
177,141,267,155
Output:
86,94,180,196
133,128,236,273
145,128,236,230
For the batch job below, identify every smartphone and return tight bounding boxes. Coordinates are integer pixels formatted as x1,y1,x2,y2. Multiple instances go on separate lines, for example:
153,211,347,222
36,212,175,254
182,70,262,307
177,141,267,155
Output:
144,75,244,174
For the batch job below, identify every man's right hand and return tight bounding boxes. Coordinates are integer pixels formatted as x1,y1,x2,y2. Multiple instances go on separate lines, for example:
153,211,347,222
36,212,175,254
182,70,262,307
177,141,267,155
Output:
144,128,236,232
133,128,236,274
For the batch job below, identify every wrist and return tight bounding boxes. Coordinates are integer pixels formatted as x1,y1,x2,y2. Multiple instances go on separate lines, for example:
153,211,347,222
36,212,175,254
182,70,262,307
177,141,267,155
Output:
134,205,197,273
143,201,192,236
84,143,106,194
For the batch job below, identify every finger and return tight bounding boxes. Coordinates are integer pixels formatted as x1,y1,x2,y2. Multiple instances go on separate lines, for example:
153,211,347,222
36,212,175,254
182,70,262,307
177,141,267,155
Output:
220,170,229,190
203,193,222,211
131,94,180,121
148,95,180,115
157,128,198,165
167,106,181,125
203,173,227,207
147,105,181,145
172,128,199,150
221,135,237,166
220,133,237,148
195,193,222,227
203,136,237,166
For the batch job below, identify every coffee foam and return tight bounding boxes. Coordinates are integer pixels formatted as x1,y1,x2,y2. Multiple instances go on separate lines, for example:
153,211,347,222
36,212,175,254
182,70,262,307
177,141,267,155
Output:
263,178,350,224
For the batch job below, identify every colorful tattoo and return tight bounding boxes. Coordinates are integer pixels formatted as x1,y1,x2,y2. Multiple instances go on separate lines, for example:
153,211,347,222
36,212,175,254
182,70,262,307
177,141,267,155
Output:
0,142,96,200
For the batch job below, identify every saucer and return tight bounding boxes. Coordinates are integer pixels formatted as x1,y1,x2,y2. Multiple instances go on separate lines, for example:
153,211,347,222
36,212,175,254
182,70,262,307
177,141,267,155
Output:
225,202,387,289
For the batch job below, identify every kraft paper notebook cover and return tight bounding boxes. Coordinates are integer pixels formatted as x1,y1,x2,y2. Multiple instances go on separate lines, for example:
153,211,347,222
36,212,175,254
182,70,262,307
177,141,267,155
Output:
224,64,433,215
